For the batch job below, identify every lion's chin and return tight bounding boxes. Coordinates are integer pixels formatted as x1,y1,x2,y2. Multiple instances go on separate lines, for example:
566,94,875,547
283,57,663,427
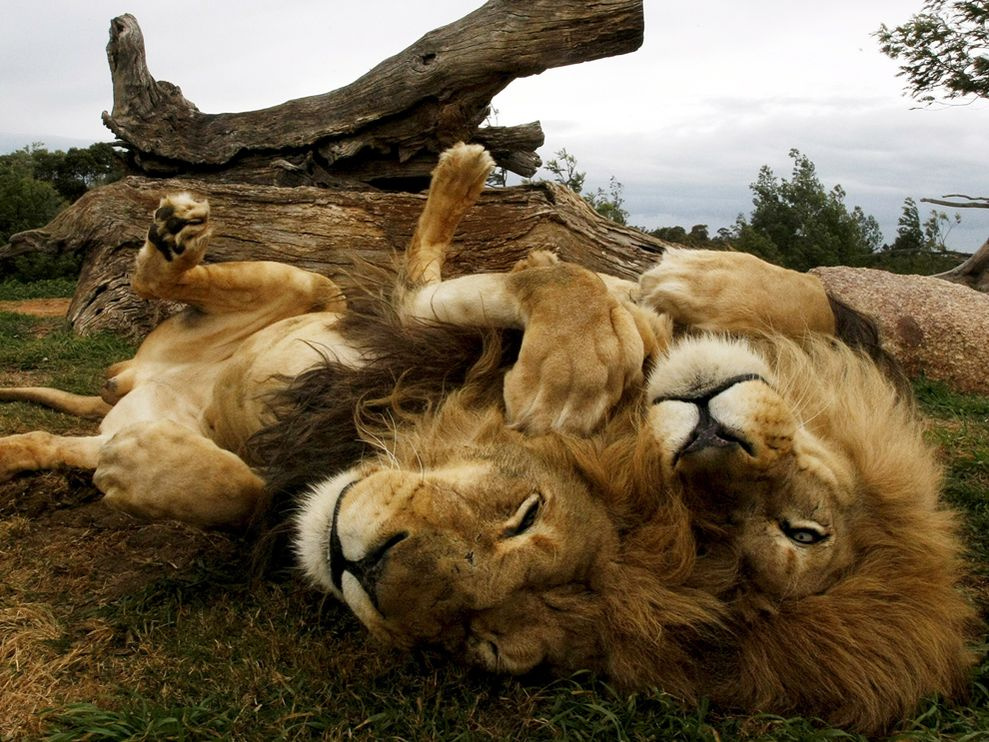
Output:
294,468,362,599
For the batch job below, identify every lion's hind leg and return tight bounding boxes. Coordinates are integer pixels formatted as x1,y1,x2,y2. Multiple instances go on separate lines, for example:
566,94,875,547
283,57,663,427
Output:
94,420,264,528
0,387,111,419
0,386,111,420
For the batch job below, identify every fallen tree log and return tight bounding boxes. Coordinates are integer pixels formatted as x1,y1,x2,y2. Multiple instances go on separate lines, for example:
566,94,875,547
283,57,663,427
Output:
3,178,668,337
103,0,644,185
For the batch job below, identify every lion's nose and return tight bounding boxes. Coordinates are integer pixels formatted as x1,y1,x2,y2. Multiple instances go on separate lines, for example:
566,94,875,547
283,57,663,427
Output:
676,400,752,462
345,531,409,608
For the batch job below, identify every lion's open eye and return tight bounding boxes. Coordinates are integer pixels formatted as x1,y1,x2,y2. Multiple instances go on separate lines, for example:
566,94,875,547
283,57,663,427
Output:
501,493,542,538
780,519,829,546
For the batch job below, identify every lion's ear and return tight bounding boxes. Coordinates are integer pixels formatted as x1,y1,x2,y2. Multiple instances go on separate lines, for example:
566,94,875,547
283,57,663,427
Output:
827,294,910,394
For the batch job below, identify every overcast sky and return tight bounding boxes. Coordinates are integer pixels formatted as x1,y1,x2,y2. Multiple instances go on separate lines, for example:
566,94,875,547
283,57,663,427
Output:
2,0,987,251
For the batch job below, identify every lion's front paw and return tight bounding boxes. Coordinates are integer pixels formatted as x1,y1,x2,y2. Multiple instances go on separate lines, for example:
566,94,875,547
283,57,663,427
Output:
504,265,646,436
146,193,211,267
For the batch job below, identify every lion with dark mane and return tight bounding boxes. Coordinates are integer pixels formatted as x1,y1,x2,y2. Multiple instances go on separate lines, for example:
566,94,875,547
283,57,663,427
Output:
0,145,976,735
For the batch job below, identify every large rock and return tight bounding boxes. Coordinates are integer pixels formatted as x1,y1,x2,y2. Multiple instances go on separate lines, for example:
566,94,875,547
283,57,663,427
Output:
814,266,989,395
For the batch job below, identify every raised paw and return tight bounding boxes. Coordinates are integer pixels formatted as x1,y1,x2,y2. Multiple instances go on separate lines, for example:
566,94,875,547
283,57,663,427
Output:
431,143,496,201
405,143,495,286
146,193,211,265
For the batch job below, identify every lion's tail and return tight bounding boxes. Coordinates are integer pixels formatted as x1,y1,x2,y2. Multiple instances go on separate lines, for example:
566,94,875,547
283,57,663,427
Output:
0,387,111,420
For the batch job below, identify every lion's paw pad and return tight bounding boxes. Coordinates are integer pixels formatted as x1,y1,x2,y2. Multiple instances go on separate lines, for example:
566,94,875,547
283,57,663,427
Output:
434,143,495,194
147,193,210,262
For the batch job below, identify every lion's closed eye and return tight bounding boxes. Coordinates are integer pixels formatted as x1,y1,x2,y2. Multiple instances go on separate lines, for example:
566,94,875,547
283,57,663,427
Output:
501,493,542,539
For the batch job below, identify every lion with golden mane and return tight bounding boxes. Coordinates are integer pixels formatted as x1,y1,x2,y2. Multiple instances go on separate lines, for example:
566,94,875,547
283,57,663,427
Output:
0,145,976,735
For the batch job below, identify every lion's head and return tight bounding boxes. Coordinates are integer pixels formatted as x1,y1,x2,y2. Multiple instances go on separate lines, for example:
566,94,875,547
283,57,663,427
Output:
292,332,975,735
294,402,618,672
640,333,975,731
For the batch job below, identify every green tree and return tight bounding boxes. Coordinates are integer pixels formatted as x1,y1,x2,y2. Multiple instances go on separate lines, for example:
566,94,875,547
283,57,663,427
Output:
540,148,629,225
30,142,124,202
728,150,881,271
543,148,587,194
649,224,724,249
892,197,925,251
585,176,629,225
876,1,989,105
922,208,961,250
890,197,961,252
0,147,66,245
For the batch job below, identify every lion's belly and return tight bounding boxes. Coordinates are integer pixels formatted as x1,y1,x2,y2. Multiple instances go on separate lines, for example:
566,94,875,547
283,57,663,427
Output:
98,362,221,437
203,312,360,456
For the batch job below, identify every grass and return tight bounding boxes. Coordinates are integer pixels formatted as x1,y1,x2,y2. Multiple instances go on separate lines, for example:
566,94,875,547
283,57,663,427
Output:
0,278,77,301
0,310,986,741
0,311,135,435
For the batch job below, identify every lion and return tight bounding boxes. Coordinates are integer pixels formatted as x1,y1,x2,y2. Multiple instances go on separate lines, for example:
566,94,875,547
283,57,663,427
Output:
0,145,976,734
0,144,648,526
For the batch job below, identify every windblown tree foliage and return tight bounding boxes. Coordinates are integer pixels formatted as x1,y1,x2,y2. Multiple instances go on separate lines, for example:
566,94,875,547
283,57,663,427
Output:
540,148,630,225
889,197,960,252
876,0,989,105
727,150,882,272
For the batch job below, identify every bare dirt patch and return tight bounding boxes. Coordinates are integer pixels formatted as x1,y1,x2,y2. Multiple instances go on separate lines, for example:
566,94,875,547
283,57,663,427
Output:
0,298,71,318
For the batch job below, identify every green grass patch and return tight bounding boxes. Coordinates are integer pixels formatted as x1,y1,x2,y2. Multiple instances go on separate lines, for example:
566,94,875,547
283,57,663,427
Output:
41,702,236,742
0,312,134,392
915,378,989,572
0,277,77,300
0,311,134,434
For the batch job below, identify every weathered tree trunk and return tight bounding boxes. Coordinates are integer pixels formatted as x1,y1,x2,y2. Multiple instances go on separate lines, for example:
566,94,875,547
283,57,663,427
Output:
932,237,989,292
103,0,645,186
5,178,668,337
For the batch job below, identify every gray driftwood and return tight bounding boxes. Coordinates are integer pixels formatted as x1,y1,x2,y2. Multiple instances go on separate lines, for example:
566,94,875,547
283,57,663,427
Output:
103,0,645,185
